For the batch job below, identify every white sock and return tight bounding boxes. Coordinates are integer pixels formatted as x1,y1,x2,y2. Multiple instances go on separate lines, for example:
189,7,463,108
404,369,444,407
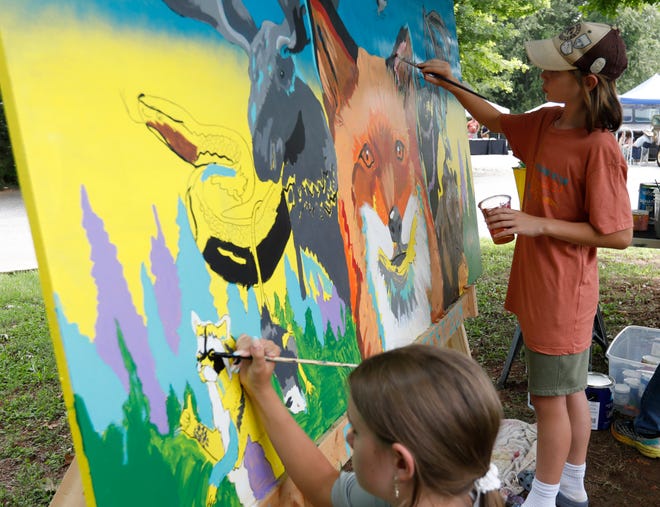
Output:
522,477,559,507
559,462,588,502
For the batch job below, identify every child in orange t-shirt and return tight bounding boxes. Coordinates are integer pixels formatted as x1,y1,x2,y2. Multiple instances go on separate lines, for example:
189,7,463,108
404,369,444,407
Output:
419,22,633,507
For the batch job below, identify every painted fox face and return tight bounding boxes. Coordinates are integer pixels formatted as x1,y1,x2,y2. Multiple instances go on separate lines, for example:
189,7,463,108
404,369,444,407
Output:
337,49,434,352
308,0,444,356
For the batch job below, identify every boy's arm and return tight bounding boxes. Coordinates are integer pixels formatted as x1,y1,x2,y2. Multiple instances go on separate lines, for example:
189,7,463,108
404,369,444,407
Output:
486,209,633,249
237,336,339,507
534,219,632,249
417,59,504,133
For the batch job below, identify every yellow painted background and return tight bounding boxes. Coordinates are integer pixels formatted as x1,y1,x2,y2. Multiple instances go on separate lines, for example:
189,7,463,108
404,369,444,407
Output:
2,10,265,337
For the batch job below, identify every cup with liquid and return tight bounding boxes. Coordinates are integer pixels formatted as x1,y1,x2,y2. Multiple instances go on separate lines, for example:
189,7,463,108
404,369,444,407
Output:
478,194,515,244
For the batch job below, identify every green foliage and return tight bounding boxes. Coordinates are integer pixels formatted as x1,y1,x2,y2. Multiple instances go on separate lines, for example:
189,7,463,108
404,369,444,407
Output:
583,0,659,17
457,0,660,113
610,5,660,94
454,0,550,94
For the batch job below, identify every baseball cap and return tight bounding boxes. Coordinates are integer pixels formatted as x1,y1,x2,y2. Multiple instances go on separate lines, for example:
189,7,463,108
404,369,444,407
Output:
525,22,627,80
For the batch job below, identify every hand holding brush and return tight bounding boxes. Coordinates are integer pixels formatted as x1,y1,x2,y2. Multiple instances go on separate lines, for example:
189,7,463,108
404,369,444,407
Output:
399,57,490,101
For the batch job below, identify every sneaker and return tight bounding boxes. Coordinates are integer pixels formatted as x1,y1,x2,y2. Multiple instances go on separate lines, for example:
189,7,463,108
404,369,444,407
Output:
556,491,588,507
611,419,660,458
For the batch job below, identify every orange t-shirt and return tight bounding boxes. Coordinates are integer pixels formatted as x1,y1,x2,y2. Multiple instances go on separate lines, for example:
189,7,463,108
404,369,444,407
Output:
501,108,632,355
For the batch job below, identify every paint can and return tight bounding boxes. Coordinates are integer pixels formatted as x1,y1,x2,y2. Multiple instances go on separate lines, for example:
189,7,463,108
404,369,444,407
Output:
585,372,614,430
638,183,657,222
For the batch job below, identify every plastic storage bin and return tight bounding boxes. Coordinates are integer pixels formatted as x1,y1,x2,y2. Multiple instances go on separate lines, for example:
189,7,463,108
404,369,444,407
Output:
606,325,660,384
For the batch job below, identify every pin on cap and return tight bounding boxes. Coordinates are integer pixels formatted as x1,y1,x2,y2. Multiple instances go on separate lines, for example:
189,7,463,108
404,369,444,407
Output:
525,22,627,80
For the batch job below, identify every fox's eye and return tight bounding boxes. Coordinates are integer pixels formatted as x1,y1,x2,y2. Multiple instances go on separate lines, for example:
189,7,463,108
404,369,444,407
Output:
359,143,374,169
395,140,404,160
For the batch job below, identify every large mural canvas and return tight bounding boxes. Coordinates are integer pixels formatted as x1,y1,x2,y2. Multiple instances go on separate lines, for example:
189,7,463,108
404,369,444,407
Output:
0,0,481,505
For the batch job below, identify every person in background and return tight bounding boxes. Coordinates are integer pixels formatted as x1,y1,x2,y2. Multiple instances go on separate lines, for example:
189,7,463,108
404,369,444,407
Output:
611,366,660,458
468,116,480,138
478,124,490,139
419,21,633,507
618,129,633,163
632,128,655,163
633,128,654,148
235,335,505,507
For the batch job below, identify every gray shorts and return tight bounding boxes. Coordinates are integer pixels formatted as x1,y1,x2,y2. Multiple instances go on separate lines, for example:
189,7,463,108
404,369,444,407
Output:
524,345,589,396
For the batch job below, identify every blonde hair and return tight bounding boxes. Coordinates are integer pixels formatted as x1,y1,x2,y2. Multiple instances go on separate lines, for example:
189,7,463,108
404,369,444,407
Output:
574,70,622,133
349,345,504,507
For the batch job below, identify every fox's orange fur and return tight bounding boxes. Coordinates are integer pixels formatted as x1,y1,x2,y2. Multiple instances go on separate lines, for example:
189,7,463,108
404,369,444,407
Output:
309,0,444,358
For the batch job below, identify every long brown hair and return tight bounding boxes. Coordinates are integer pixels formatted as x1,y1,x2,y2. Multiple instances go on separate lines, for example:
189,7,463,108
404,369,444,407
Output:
349,345,504,506
575,70,622,133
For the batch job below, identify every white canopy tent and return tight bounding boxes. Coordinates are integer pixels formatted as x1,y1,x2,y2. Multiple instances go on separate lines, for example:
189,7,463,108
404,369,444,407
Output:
618,74,660,134
619,74,660,106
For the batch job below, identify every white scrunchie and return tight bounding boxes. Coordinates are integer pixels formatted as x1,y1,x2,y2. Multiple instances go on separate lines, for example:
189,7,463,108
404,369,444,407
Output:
474,463,501,494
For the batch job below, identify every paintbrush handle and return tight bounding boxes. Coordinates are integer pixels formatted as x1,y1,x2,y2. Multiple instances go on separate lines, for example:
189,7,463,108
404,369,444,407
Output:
213,350,359,368
400,57,490,101
265,356,359,368
428,73,491,102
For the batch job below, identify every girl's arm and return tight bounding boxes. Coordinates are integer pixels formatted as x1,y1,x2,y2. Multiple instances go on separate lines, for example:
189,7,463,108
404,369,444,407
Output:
236,335,338,507
417,59,504,133
486,208,633,249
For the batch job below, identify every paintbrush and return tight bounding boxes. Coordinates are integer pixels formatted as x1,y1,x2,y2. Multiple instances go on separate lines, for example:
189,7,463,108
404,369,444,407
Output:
398,57,491,101
210,350,359,368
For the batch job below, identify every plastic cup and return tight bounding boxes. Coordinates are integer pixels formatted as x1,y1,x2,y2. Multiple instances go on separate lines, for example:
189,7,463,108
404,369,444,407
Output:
478,194,515,245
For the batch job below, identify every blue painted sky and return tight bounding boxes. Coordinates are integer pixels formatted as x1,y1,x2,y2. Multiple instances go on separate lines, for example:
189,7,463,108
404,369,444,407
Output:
17,0,457,62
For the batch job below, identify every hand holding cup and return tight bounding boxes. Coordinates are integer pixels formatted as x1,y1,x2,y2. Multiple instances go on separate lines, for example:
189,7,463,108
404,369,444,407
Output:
478,194,515,245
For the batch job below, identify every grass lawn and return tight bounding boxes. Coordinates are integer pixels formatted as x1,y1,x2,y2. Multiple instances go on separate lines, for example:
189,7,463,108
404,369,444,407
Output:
0,271,73,506
1,240,659,505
